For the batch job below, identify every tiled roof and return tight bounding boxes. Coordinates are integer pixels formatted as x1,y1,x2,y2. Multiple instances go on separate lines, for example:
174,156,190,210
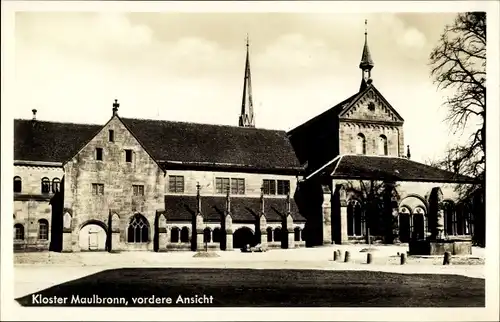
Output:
163,195,306,223
14,120,101,163
308,155,477,184
14,118,302,172
121,118,302,172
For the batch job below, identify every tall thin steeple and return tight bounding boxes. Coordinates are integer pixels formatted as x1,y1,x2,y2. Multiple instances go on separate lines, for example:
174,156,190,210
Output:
239,34,255,128
359,19,374,91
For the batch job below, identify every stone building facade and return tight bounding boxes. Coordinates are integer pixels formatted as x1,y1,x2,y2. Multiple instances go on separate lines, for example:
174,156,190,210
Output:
12,25,480,253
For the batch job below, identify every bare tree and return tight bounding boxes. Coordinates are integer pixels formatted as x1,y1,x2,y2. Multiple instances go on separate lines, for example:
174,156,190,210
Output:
429,12,486,196
429,12,486,246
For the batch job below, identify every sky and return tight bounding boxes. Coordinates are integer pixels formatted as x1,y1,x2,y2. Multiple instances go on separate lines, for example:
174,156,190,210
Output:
12,9,474,164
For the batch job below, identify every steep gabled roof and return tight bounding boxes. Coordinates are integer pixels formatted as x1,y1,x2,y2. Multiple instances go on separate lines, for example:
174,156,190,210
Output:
307,154,477,184
287,92,360,136
163,195,306,223
338,84,405,122
14,119,102,163
14,117,302,172
121,118,301,171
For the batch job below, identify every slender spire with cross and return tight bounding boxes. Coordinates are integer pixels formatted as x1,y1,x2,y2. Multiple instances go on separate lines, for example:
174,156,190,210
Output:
359,19,375,91
239,34,255,128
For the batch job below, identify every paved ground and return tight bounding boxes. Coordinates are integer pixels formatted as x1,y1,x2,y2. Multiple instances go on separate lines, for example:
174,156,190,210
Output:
13,245,485,300
16,268,485,307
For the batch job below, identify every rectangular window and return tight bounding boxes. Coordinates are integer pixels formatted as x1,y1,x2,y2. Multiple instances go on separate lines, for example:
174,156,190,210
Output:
216,177,230,194
92,183,104,195
125,149,133,163
168,176,184,193
109,130,115,142
263,179,276,195
231,178,245,195
133,185,144,196
96,148,103,161
277,180,290,195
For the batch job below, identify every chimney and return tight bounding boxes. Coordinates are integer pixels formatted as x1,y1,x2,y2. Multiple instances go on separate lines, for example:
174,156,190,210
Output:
112,99,119,116
32,109,37,121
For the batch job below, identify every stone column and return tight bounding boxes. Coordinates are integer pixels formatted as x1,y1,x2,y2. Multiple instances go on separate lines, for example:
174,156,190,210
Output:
258,187,268,247
156,211,167,252
194,183,204,251
340,203,348,244
436,203,445,240
283,193,295,249
223,187,233,250
321,184,332,245
224,214,233,251
62,210,73,252
429,187,444,240
383,182,399,244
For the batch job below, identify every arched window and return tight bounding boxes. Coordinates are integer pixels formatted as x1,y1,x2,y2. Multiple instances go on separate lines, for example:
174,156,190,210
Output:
170,227,180,243
41,177,50,194
273,227,282,242
127,214,149,243
443,201,456,235
203,227,212,243
14,224,24,240
266,227,273,242
52,178,61,193
356,133,366,155
347,200,363,236
14,176,22,193
294,227,301,241
38,219,49,240
213,228,221,243
180,227,190,243
379,135,388,155
413,207,426,240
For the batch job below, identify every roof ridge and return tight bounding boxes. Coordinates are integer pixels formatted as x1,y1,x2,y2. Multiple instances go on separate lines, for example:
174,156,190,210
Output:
122,117,285,133
14,118,102,127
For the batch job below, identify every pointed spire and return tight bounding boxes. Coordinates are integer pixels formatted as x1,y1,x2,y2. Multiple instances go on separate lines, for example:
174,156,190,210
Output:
260,186,265,215
359,19,374,70
359,19,374,91
196,182,202,214
239,34,255,128
225,185,231,214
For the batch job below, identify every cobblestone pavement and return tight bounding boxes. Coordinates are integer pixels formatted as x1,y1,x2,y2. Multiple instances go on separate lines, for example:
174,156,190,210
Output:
13,245,485,299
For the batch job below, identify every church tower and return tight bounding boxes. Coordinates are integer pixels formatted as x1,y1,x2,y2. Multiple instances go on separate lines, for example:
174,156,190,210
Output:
239,35,255,128
359,19,374,92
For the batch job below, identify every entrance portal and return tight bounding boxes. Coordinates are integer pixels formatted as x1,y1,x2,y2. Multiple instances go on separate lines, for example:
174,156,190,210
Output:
79,223,106,251
233,227,255,249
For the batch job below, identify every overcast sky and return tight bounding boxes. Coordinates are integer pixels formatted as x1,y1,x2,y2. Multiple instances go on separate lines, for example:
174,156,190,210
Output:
11,8,482,164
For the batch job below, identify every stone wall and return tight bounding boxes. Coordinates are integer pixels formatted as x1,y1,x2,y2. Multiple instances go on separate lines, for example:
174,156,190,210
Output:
339,121,404,157
13,165,64,251
165,170,299,197
63,116,165,252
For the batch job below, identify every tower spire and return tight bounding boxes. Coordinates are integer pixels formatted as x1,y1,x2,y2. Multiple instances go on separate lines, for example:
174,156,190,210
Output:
239,34,255,128
359,19,374,91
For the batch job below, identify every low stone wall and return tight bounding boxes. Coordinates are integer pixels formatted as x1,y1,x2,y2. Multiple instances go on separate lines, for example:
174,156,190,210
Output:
409,239,472,255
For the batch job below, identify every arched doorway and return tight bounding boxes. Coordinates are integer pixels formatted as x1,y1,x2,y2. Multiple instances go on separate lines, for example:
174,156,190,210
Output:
233,227,255,249
79,221,107,251
399,207,411,243
413,207,426,240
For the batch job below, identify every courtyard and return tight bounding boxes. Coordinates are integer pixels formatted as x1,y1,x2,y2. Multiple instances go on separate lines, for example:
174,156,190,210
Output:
13,245,485,307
